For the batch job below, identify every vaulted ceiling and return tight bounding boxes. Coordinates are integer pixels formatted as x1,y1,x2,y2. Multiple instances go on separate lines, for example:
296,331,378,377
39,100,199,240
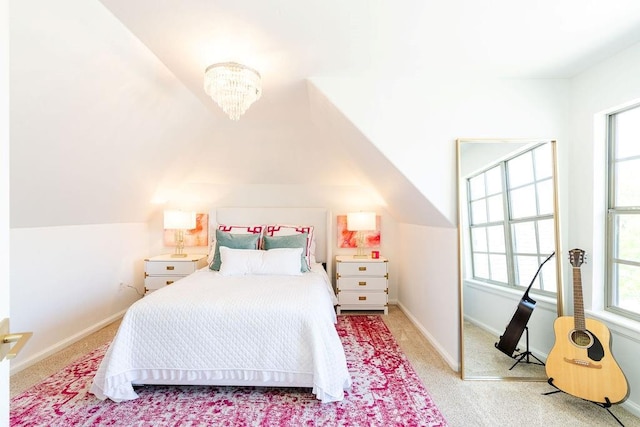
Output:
100,0,640,102
9,0,640,228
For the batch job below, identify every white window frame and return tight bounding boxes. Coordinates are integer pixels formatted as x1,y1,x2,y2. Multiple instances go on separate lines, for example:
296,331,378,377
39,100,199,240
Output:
606,103,640,321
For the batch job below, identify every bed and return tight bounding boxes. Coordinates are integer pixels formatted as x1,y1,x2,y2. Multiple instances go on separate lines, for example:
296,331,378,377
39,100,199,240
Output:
90,208,351,403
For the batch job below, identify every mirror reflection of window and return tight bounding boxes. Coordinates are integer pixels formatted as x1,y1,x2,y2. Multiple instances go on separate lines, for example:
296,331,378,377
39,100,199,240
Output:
466,143,556,294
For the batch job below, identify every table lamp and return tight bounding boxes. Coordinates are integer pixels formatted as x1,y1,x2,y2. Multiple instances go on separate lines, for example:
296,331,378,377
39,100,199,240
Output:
164,210,196,257
347,212,376,258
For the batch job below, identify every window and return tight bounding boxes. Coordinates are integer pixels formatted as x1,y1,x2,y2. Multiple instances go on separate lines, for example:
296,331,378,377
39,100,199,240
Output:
467,143,556,294
607,105,640,320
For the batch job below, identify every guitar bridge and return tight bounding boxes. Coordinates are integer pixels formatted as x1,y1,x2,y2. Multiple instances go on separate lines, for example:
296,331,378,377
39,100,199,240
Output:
563,357,602,369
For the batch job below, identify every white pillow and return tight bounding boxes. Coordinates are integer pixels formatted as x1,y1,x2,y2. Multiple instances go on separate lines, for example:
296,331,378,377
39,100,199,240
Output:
218,247,303,276
264,224,316,265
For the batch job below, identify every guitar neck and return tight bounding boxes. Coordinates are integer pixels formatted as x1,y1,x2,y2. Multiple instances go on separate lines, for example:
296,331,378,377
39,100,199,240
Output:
522,252,556,300
573,266,586,330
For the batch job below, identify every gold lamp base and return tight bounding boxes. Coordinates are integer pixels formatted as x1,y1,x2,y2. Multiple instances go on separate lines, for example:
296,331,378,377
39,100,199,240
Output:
354,242,369,259
171,229,188,257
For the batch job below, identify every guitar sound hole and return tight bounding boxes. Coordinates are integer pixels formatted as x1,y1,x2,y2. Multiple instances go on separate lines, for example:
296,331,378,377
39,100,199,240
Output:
570,330,593,348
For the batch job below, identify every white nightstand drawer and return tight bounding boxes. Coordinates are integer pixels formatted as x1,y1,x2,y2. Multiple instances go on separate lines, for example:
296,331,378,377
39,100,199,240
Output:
337,262,387,276
338,292,388,306
145,261,198,276
144,254,208,296
338,277,387,291
145,276,180,290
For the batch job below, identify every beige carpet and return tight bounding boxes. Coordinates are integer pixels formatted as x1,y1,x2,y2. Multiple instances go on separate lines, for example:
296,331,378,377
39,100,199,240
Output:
11,306,640,426
463,320,546,378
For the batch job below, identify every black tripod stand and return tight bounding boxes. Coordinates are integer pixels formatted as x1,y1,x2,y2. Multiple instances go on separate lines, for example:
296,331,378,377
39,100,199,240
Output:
506,326,545,370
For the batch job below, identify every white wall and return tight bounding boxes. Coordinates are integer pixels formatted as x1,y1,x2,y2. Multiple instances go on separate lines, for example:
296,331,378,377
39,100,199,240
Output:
569,40,640,416
9,224,147,372
397,224,459,367
310,76,571,225
9,0,221,229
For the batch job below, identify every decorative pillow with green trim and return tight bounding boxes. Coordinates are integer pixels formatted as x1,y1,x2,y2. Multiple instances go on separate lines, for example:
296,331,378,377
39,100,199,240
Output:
210,229,261,271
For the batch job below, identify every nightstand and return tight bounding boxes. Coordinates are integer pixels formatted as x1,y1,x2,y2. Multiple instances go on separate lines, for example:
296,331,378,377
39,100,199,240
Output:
144,254,208,295
335,255,388,314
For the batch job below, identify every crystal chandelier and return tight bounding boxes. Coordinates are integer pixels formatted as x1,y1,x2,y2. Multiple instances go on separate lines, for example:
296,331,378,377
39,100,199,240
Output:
203,62,262,120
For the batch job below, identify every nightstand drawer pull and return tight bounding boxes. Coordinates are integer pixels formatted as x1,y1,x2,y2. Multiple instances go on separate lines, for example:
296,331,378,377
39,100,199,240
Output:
358,296,367,301
166,266,175,271
166,280,174,285
359,281,367,286
358,267,367,271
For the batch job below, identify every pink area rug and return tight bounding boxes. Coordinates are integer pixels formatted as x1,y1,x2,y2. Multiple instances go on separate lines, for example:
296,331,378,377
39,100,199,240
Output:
11,315,448,426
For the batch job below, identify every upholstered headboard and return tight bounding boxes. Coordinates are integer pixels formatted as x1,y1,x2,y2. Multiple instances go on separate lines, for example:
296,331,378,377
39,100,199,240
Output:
209,207,331,265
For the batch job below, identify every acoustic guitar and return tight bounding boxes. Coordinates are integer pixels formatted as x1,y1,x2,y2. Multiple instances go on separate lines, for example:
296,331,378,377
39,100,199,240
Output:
545,249,628,404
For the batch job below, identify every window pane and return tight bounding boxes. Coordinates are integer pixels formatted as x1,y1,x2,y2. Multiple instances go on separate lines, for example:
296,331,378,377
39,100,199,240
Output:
510,185,537,219
485,166,502,195
537,179,554,215
538,219,556,253
615,159,640,207
615,214,640,263
508,151,534,188
615,263,640,313
512,222,537,253
515,255,540,288
616,107,640,159
489,254,508,282
473,253,489,279
471,200,487,224
534,143,553,180
469,175,485,199
540,262,557,292
471,227,488,252
487,194,504,222
487,226,505,252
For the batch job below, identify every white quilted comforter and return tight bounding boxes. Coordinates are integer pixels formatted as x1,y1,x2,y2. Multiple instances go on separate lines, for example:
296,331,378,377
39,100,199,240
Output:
90,264,351,403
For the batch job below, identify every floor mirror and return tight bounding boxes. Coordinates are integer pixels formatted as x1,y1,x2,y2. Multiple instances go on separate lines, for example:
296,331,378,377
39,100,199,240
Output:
457,138,564,380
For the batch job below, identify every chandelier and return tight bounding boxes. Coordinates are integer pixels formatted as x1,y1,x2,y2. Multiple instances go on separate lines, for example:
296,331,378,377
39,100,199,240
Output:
203,62,262,120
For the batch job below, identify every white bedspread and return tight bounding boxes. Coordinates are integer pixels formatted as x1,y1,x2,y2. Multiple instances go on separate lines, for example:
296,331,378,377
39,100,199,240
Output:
90,264,351,403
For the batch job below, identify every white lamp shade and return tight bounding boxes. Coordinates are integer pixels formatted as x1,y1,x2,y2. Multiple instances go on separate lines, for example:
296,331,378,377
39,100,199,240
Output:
346,212,376,231
164,210,196,230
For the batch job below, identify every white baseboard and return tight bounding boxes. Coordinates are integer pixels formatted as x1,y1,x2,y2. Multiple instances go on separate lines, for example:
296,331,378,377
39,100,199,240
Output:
621,398,640,419
396,301,458,372
9,310,126,376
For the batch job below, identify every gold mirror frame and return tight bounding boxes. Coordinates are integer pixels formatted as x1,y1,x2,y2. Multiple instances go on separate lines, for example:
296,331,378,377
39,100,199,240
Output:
457,138,564,381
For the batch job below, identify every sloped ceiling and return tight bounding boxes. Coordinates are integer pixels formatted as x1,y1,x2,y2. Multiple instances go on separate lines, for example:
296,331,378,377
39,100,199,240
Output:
9,0,640,228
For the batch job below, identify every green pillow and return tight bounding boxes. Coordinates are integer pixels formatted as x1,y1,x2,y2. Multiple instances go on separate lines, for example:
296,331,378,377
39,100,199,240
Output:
210,230,261,271
263,233,309,272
